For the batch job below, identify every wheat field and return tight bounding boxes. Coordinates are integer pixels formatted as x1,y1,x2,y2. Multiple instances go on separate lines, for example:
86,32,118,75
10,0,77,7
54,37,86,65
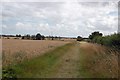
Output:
2,39,70,66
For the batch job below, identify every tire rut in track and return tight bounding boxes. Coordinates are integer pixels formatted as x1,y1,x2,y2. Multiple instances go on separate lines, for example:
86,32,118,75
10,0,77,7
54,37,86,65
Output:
50,42,81,78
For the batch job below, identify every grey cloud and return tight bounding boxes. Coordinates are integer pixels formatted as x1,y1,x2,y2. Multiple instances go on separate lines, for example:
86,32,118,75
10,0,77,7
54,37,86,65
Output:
2,0,120,2
2,2,118,37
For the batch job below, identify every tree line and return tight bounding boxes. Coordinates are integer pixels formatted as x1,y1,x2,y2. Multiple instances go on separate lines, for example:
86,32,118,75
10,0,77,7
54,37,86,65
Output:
21,33,45,40
1,33,62,40
76,31,120,50
21,33,61,40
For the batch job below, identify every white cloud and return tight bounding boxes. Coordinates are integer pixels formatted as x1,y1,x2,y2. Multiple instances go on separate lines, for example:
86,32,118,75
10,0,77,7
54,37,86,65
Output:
2,2,118,37
16,22,34,31
33,12,46,19
2,25,7,28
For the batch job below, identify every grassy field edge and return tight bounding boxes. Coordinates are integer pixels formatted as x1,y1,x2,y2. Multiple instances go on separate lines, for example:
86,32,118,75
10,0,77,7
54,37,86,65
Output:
78,42,118,78
2,42,75,78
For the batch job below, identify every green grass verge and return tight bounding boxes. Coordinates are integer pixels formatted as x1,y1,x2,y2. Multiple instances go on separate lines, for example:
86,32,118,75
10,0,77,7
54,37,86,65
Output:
3,43,74,78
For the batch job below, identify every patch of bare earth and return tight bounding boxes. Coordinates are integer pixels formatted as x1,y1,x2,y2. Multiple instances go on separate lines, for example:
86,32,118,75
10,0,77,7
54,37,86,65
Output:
2,39,70,66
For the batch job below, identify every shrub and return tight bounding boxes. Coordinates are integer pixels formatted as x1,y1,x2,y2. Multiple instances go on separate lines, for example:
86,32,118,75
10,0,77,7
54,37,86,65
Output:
77,36,83,41
89,32,120,50
2,68,17,79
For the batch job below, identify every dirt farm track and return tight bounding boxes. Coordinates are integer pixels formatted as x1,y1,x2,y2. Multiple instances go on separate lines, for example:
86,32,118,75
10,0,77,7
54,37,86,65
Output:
1,39,118,78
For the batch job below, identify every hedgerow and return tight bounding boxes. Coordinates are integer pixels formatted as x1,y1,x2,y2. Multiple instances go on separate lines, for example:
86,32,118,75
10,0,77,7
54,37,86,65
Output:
89,32,120,50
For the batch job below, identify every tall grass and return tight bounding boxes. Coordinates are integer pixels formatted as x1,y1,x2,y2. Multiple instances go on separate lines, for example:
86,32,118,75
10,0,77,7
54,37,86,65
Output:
2,50,27,67
79,42,118,78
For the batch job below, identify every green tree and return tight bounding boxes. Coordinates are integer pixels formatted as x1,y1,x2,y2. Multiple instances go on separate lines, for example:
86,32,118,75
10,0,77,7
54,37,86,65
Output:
31,35,36,40
36,33,41,40
89,31,103,40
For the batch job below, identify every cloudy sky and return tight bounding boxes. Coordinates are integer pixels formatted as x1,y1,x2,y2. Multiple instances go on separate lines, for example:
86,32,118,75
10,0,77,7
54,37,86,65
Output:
1,1,118,37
